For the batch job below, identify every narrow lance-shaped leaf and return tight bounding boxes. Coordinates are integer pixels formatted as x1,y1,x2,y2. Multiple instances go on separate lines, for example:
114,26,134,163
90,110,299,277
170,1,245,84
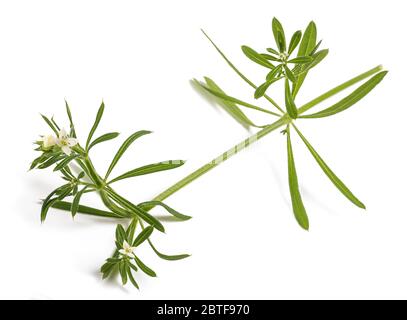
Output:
285,79,298,119
301,71,388,118
254,78,279,99
41,184,71,222
199,85,280,116
65,100,76,138
126,265,139,289
38,154,65,169
105,130,152,179
266,64,283,81
292,21,317,98
133,256,156,277
88,132,120,150
138,201,192,221
288,30,302,55
133,226,154,247
85,101,105,150
109,161,186,184
41,114,59,135
284,65,296,83
148,239,190,261
295,49,329,75
71,186,89,218
286,127,309,230
126,218,138,244
202,77,260,129
272,17,286,53
292,125,366,209
288,56,313,64
260,53,280,62
241,46,275,69
51,201,122,219
115,224,127,245
53,154,79,171
118,260,128,285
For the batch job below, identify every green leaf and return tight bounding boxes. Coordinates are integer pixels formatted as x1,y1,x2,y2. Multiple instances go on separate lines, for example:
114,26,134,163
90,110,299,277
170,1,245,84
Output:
52,201,121,218
266,65,283,81
118,260,128,285
301,71,387,118
129,262,138,272
115,224,127,245
105,130,152,179
288,56,313,64
86,101,105,150
101,261,116,279
133,226,154,247
288,30,302,55
109,161,185,184
88,132,120,150
71,186,88,218
53,154,78,172
199,85,280,116
296,49,329,75
38,154,65,169
254,79,278,99
292,21,317,98
41,185,71,222
138,201,192,221
310,40,322,55
148,240,190,261
285,79,298,119
202,77,259,129
127,266,139,289
286,128,309,230
134,256,156,277
40,114,59,135
266,47,280,55
65,100,76,138
284,65,296,83
293,125,365,209
260,53,281,62
272,17,286,53
241,45,275,69
106,190,165,233
126,219,138,244
30,153,52,170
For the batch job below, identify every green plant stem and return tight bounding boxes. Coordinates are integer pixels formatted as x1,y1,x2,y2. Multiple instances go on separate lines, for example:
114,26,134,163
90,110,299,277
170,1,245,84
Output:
151,116,290,203
150,65,382,206
298,65,383,114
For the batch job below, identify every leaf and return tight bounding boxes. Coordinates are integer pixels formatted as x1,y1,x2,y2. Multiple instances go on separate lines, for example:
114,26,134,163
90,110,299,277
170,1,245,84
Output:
88,132,120,150
53,154,78,171
296,49,329,75
71,186,88,218
65,100,76,138
138,201,192,221
266,65,283,81
118,260,128,285
272,17,286,52
285,79,298,119
126,219,138,244
85,101,105,150
133,226,154,247
40,114,59,135
30,153,52,170
148,239,190,261
41,185,71,222
241,45,274,69
101,261,116,279
38,154,65,169
293,126,365,209
292,21,317,98
105,130,152,179
115,224,127,245
106,190,165,233
284,65,296,83
134,256,156,277
301,71,387,118
286,128,309,230
288,30,302,55
260,53,281,62
199,85,280,116
108,161,185,184
202,77,259,129
266,47,280,55
127,266,139,289
288,56,313,64
254,79,278,99
52,201,121,218
310,40,322,55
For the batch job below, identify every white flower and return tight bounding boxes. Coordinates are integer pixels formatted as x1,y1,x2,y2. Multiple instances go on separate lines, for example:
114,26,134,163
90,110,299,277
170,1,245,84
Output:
41,134,57,149
119,240,136,259
56,128,78,155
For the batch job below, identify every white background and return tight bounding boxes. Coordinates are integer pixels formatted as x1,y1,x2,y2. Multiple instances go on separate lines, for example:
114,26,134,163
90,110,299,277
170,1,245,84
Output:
0,0,405,299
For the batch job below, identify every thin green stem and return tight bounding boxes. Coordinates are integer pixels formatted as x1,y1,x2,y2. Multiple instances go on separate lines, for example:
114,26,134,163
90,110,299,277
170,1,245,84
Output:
201,29,284,114
298,65,383,114
151,116,290,203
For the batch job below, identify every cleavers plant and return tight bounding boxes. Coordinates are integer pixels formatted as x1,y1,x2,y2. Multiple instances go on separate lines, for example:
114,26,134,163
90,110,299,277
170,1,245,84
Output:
31,18,387,288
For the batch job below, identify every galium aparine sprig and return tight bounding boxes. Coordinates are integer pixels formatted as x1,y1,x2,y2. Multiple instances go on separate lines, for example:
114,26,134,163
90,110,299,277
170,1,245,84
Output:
31,101,191,288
